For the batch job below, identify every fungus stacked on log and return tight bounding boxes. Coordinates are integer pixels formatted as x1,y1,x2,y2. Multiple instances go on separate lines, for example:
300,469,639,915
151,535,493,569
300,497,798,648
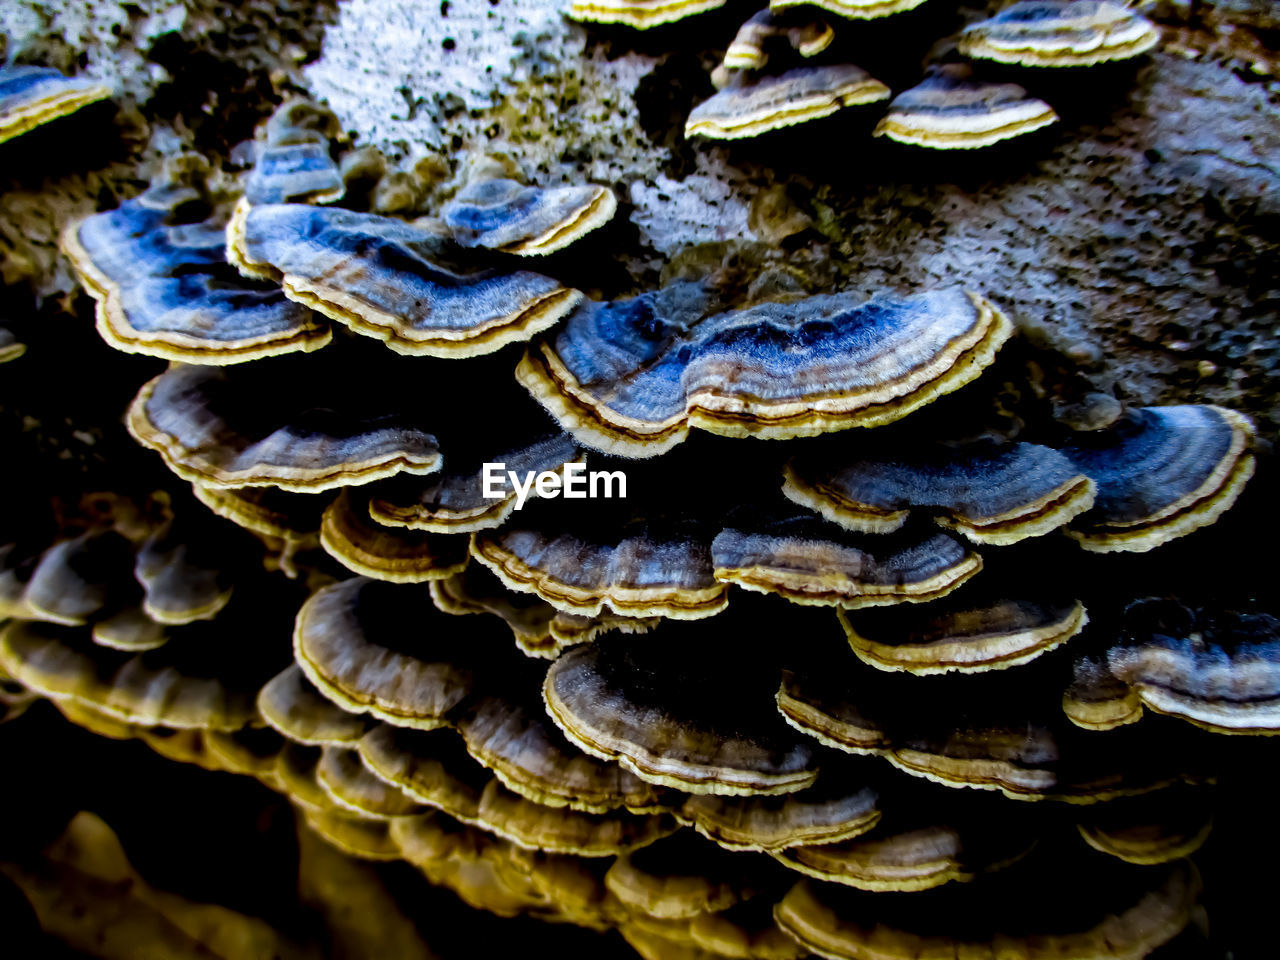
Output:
722,10,835,71
0,65,111,143
959,0,1160,68
442,178,618,256
519,286,1013,457
565,0,728,29
320,490,469,582
241,99,345,207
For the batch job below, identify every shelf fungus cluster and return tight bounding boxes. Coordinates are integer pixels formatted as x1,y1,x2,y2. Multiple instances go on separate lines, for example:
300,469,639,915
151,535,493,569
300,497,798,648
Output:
0,64,112,144
659,0,1158,149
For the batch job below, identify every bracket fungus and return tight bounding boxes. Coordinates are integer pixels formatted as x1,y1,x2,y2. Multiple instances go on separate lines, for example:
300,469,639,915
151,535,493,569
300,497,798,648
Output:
1076,789,1213,865
258,664,373,747
0,326,24,363
320,490,469,583
241,99,345,207
544,638,818,796
127,363,442,492
0,65,111,144
318,746,426,818
722,10,836,72
873,64,1059,150
62,172,331,364
1060,405,1255,553
768,0,930,21
783,440,1096,544
605,833,758,919
838,597,1088,674
227,204,582,357
442,178,618,257
565,0,728,29
685,64,890,140
519,286,1013,457
958,0,1160,68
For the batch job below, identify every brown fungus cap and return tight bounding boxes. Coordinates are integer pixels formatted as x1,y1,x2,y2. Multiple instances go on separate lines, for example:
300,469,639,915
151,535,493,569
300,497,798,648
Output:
0,65,111,144
227,203,582,357
1062,654,1144,731
458,693,666,813
442,178,618,256
359,725,489,822
605,832,759,919
685,63,890,141
293,577,475,729
711,516,982,609
722,10,835,72
544,635,818,796
302,808,403,861
769,0,929,22
782,440,1095,544
775,858,1199,960
689,900,808,960
258,663,373,746
838,597,1088,675
565,0,728,29
518,285,1012,458
959,0,1160,68
1076,788,1213,866
677,764,881,852
90,608,170,653
127,363,442,493
133,520,234,625
874,63,1059,150
10,529,137,626
317,745,425,818
320,489,469,583
1061,405,1255,553
0,325,25,363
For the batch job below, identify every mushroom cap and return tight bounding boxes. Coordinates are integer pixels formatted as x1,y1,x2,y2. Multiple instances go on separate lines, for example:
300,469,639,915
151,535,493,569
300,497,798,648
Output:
519,286,1013,457
711,517,983,609
134,520,234,625
783,440,1095,544
605,833,756,919
1076,789,1213,865
302,808,403,860
838,597,1088,674
565,0,728,30
127,363,442,492
12,530,136,626
689,899,807,960
0,325,25,363
1062,655,1144,731
443,178,618,256
1062,405,1254,552
359,724,489,821
685,64,890,140
90,608,170,653
457,692,665,813
544,636,818,796
0,620,267,731
293,578,475,729
768,0,930,22
678,763,881,851
958,0,1161,67
227,203,582,357
874,63,1059,149
1105,602,1280,735
0,65,112,143
62,188,330,364
775,859,1199,960
317,745,425,818
722,10,835,72
243,143,345,206
320,490,469,583
370,429,580,534
258,663,373,746
473,512,727,620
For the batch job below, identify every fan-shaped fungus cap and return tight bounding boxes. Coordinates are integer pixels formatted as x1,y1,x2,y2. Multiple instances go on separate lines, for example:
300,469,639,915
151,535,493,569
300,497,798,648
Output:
127,364,442,492
685,64,890,140
772,798,1036,891
190,484,323,577
14,530,136,626
545,637,818,795
303,808,403,860
873,63,1059,149
775,859,1199,960
1062,654,1143,730
712,518,982,609
1061,405,1254,552
294,578,476,729
134,521,233,624
457,693,665,813
359,725,488,822
769,0,930,22
722,10,835,71
0,620,263,730
958,0,1160,67
244,144,345,206
320,490,469,583
783,440,1095,544
606,833,756,919
839,597,1088,674
689,900,807,960
317,746,425,818
227,204,582,357
371,430,580,533
88,609,168,653
0,326,24,363
0,65,111,143
565,0,727,29
678,764,881,851
62,175,330,364
1104,603,1280,735
259,663,372,746
473,514,727,620
1077,789,1213,865
519,286,1012,457
443,178,617,257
